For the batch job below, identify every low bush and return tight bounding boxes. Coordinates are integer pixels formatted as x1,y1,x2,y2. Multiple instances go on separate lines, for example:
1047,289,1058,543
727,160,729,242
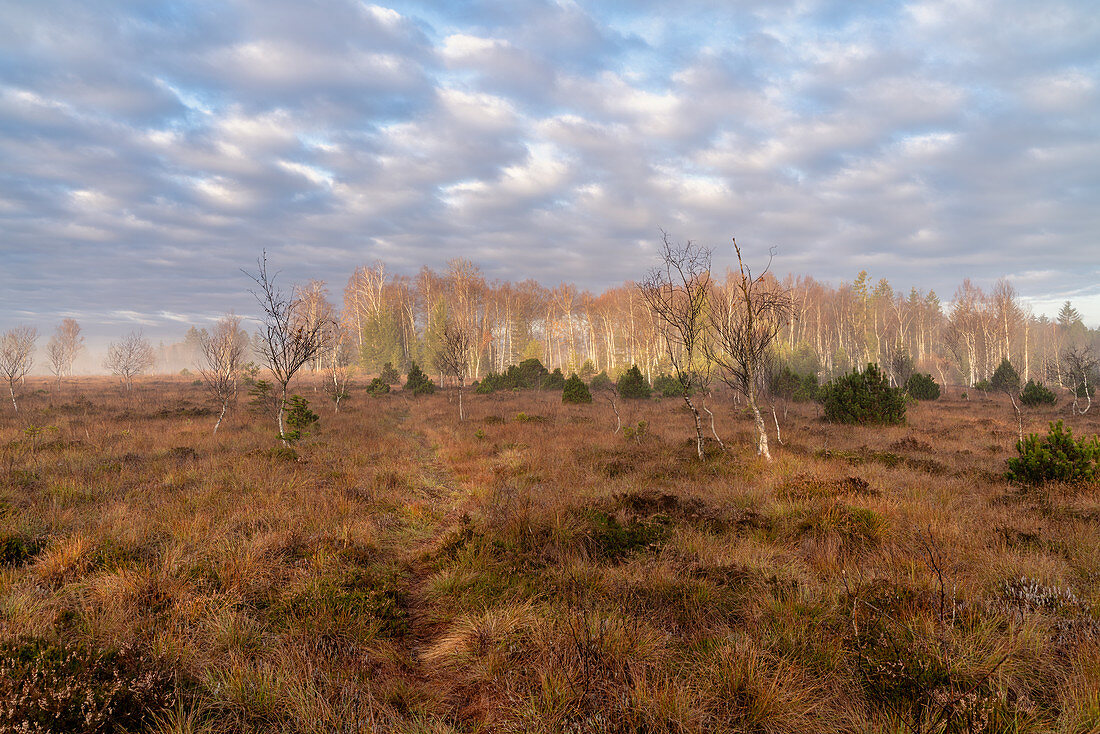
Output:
652,373,683,397
404,362,436,395
541,368,565,390
770,365,818,402
617,365,651,399
366,377,391,397
819,363,906,425
590,370,613,391
1019,379,1056,407
380,361,401,384
562,373,592,404
282,395,318,444
904,372,940,400
1006,420,1100,485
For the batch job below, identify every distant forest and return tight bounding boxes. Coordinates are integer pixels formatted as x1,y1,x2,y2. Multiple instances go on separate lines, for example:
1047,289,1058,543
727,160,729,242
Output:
154,258,1099,390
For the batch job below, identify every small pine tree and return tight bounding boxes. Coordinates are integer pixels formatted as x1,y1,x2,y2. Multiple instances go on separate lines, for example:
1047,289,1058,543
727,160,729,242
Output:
542,367,565,390
404,362,436,395
562,373,593,404
367,377,391,397
380,362,401,384
990,358,1021,395
282,395,318,444
820,363,906,425
590,371,613,391
1020,379,1056,407
578,359,597,380
652,373,683,397
1007,421,1100,485
905,372,941,400
617,365,651,399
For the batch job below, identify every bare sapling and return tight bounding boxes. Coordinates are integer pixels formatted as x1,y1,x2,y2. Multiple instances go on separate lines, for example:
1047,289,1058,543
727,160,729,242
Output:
0,326,38,412
198,314,248,435
638,230,713,459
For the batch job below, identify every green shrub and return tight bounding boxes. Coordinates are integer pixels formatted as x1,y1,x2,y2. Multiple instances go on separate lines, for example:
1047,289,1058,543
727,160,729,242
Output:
904,372,940,400
990,358,1021,395
1019,379,1056,407
578,359,597,380
770,365,818,402
282,395,318,444
542,367,565,390
617,365,651,399
1006,421,1100,485
590,370,613,391
366,377,390,397
380,362,401,384
404,362,436,395
562,373,593,404
820,363,906,425
973,379,992,393
0,637,176,733
652,373,683,397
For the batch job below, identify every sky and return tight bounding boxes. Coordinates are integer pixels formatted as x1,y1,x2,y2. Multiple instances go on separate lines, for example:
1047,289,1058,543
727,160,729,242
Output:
1,0,1099,354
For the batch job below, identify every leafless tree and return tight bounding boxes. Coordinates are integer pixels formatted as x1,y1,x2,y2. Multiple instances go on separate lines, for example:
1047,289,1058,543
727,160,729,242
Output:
0,326,38,412
323,322,356,413
638,230,713,459
45,318,84,388
104,330,155,392
434,318,472,421
245,252,328,443
1060,346,1098,415
705,240,793,461
199,314,249,435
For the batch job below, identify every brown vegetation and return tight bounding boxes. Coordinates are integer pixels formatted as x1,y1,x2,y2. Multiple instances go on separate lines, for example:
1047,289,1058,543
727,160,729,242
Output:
1,377,1099,732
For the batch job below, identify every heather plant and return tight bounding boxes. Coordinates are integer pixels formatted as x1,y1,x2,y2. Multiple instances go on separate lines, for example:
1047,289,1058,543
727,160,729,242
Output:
562,373,592,404
1019,379,1056,407
820,363,906,425
905,372,941,400
616,365,651,399
1006,420,1100,485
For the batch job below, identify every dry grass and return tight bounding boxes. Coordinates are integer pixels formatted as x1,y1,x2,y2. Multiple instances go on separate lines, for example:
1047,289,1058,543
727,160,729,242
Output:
0,376,1098,732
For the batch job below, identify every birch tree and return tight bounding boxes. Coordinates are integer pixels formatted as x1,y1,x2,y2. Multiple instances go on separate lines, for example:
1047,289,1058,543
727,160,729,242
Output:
0,326,38,412
198,314,248,435
104,330,155,392
705,240,792,461
434,318,472,421
638,231,712,459
246,253,328,444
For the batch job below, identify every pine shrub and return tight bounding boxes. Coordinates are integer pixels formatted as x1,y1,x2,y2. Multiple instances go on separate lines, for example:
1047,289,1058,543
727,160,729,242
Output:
820,363,906,425
770,365,818,402
367,377,390,397
283,395,318,443
562,373,593,404
652,373,683,397
617,365,651,399
905,372,941,400
990,358,1021,394
590,371,613,391
1006,421,1100,485
542,367,565,390
404,362,436,395
1019,379,1057,407
380,362,401,384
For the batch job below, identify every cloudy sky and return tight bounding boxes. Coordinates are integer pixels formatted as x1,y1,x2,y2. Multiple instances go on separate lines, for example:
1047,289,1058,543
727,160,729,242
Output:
1,0,1098,348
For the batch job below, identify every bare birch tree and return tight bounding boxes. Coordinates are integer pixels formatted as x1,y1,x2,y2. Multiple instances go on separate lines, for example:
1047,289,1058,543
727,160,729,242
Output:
324,322,356,413
1060,346,1098,415
104,330,155,392
199,314,248,435
434,318,472,421
46,318,84,388
638,231,712,459
705,240,792,461
246,252,328,443
0,326,38,412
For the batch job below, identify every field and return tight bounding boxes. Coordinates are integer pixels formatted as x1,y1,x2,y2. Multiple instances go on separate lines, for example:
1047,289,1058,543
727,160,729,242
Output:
1,377,1099,733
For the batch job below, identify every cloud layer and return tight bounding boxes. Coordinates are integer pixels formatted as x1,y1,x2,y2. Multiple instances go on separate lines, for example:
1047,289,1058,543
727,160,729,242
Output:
1,0,1098,340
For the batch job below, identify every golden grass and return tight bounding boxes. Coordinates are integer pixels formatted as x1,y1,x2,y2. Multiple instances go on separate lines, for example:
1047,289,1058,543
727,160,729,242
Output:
0,375,1098,732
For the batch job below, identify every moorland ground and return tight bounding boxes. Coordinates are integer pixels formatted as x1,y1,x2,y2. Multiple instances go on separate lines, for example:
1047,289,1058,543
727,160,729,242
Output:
1,376,1099,733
